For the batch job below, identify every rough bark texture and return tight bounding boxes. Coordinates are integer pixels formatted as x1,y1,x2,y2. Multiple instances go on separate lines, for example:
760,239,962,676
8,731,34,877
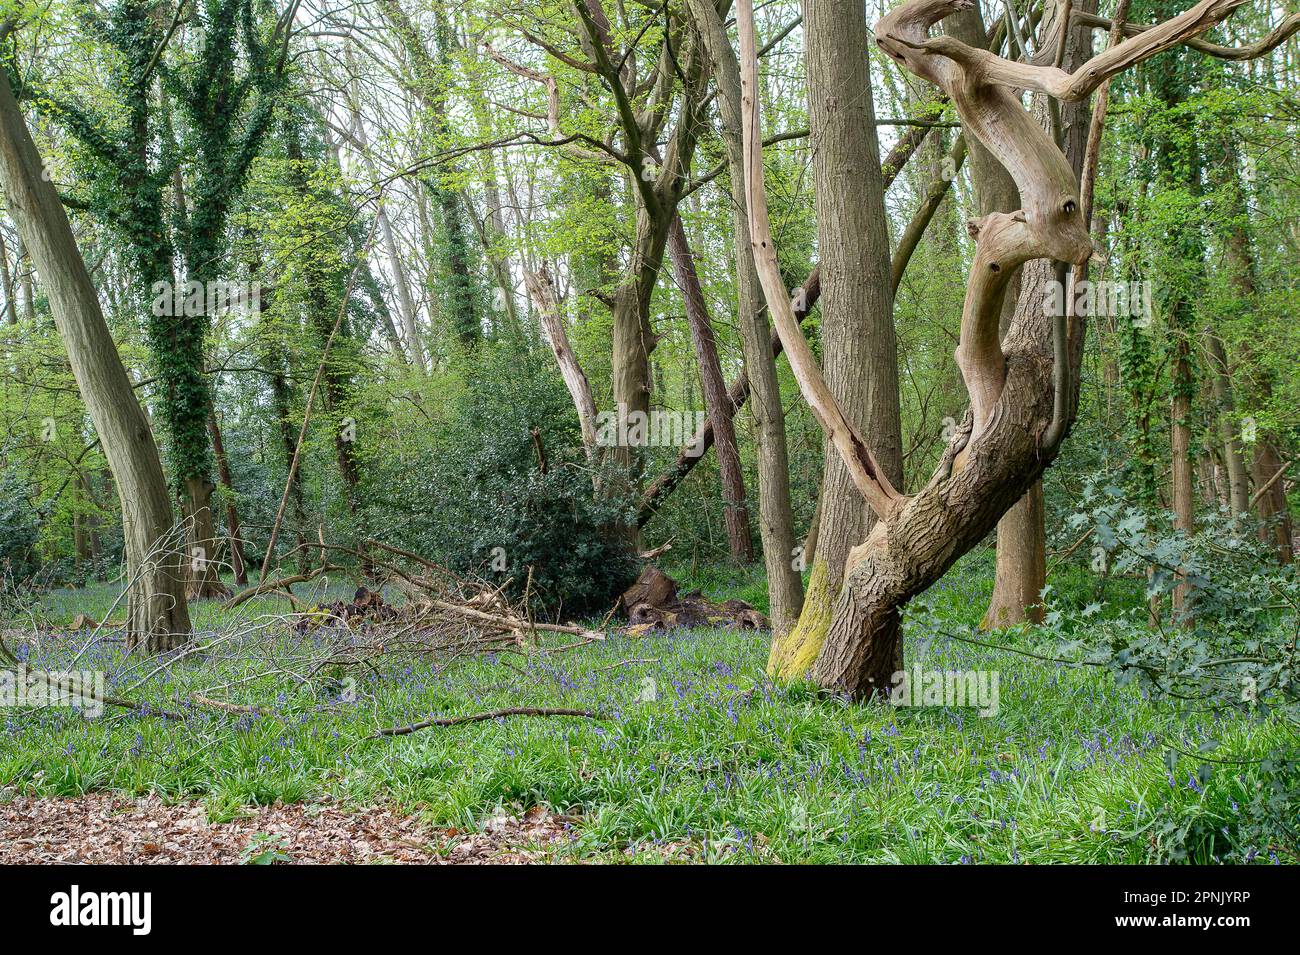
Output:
687,0,804,631
950,3,1044,629
740,0,1246,697
768,0,905,674
981,1,1095,628
802,0,904,590
668,214,753,562
0,67,192,650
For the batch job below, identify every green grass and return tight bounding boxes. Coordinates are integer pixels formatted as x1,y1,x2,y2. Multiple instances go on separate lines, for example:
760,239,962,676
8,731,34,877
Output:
1,551,1293,864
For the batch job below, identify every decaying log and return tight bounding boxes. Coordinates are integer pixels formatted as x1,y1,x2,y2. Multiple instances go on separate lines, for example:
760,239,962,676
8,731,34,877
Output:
615,566,767,634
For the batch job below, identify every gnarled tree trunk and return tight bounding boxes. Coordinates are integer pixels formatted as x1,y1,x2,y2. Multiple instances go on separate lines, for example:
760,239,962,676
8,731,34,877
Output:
739,0,1255,697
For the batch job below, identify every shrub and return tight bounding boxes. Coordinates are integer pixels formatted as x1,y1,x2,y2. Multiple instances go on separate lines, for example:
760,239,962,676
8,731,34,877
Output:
370,342,640,618
0,470,39,578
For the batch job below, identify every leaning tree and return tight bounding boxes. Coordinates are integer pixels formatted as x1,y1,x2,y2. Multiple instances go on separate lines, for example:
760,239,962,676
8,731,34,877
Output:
739,0,1297,698
0,41,192,650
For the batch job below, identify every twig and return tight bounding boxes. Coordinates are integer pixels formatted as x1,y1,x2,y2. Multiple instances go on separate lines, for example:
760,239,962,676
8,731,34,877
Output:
372,707,603,737
595,658,659,671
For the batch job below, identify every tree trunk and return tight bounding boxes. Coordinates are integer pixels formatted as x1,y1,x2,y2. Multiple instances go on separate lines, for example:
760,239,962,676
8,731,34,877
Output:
1213,130,1293,560
772,0,903,672
609,208,669,475
0,67,191,650
15,234,35,321
378,200,426,370
972,0,1097,628
1205,331,1249,517
526,265,599,455
0,227,17,324
687,0,804,632
207,410,247,585
949,3,1043,630
1253,441,1293,562
271,362,310,574
182,476,230,599
739,0,1245,696
667,214,753,562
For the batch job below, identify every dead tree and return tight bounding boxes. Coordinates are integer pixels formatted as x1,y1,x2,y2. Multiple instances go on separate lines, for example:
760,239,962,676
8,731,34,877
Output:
739,0,1285,697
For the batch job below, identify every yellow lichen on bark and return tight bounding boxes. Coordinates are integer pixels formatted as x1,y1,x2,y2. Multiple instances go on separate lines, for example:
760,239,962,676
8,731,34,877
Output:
766,558,833,679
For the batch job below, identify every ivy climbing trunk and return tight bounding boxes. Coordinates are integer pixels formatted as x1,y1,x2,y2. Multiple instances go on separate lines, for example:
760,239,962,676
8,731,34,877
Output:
378,0,483,347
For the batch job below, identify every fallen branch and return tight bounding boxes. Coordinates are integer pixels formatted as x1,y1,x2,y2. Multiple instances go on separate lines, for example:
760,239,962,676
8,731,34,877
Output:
222,564,346,611
418,597,604,641
372,706,603,737
1250,459,1292,509
595,658,659,671
0,634,184,720
189,693,259,715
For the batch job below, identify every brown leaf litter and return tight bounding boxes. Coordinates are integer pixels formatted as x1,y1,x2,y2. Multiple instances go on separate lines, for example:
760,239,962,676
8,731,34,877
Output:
0,793,580,864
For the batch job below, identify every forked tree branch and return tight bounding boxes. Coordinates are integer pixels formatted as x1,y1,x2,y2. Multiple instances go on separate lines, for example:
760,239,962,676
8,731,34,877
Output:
882,0,1248,103
874,0,1246,452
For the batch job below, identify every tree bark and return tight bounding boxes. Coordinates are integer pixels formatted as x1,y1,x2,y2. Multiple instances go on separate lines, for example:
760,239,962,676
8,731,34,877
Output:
982,2,1094,628
207,410,247,585
740,0,1247,696
667,214,753,562
1205,331,1249,517
0,227,17,324
1253,439,1293,562
687,0,804,632
771,0,903,674
525,265,599,455
0,66,191,650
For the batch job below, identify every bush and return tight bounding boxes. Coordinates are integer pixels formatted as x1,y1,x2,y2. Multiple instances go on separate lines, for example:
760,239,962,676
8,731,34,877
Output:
370,342,640,618
0,470,39,578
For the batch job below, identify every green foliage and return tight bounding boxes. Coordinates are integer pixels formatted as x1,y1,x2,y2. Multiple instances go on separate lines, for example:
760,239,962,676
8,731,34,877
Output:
1055,479,1298,720
370,342,638,617
0,469,39,577
7,552,1293,864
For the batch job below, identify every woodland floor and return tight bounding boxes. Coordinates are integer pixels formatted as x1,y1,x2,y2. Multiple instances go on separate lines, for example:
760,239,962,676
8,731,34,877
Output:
1,552,1293,864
